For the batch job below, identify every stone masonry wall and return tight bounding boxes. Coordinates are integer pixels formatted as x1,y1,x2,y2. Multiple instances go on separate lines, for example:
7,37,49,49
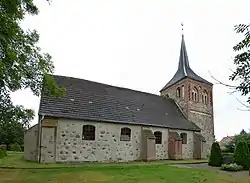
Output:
169,129,194,159
143,127,169,160
56,119,141,162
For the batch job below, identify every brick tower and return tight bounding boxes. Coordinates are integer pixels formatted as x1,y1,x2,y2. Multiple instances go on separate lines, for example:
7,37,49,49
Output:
160,34,215,158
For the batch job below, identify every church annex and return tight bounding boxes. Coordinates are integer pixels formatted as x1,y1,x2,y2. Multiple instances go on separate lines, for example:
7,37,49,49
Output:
24,34,215,163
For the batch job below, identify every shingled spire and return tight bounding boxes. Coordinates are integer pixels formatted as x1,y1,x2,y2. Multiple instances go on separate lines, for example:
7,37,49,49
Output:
160,34,212,92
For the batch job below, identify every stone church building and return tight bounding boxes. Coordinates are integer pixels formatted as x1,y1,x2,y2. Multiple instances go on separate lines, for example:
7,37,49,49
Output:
24,34,215,163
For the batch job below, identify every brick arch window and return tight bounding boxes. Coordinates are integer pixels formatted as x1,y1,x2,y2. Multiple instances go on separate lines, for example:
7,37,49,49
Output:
202,90,208,104
176,87,181,98
154,131,162,144
191,87,198,102
181,85,185,98
180,133,187,144
82,125,95,140
120,127,131,141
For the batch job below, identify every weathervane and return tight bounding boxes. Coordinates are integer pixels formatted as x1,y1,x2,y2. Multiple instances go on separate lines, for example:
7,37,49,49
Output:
181,22,184,34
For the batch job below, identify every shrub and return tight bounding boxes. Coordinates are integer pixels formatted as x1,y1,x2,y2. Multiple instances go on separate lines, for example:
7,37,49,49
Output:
208,142,223,167
233,141,250,170
10,143,22,152
221,163,243,171
0,145,7,159
222,153,234,164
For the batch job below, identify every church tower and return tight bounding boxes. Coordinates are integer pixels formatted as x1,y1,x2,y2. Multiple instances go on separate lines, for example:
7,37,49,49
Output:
160,33,215,158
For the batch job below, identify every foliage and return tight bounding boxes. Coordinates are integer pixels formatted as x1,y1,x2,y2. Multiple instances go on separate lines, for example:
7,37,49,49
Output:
0,0,65,137
10,143,22,152
208,142,223,167
223,142,235,153
0,145,7,159
221,163,243,172
233,141,250,170
229,24,250,104
222,129,250,153
222,153,234,164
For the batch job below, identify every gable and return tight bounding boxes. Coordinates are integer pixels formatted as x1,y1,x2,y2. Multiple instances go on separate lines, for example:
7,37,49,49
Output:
39,75,200,131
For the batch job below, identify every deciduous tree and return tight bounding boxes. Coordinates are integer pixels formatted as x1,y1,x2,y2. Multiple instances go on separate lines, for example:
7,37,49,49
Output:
0,0,65,132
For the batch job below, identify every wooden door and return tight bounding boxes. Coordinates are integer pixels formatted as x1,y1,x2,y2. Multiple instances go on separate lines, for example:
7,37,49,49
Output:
41,127,56,163
168,137,175,159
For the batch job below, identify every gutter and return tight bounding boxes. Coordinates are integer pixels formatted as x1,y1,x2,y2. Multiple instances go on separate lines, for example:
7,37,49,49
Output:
38,114,45,163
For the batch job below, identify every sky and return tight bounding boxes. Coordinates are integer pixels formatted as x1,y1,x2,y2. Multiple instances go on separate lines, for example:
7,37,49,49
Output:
11,0,250,141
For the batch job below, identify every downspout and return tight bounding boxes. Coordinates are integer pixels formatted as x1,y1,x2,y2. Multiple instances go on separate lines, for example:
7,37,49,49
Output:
38,114,45,163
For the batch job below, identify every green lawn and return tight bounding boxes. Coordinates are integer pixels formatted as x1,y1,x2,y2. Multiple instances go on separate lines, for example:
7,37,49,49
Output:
1,152,247,183
0,151,208,168
0,164,248,183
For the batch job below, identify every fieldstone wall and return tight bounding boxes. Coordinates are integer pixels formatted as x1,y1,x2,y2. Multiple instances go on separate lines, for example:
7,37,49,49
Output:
56,119,141,163
24,124,38,161
142,127,168,160
169,129,194,159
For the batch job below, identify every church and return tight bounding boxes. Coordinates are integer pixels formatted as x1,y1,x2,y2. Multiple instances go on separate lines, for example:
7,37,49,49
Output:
24,34,215,163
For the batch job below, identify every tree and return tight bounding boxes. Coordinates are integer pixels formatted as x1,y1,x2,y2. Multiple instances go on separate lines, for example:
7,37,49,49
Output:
208,142,223,167
0,1,65,129
210,24,250,110
233,141,250,170
229,24,250,105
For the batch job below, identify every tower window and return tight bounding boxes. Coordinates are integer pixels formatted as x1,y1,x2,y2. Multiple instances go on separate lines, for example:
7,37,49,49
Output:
191,87,198,102
202,90,208,104
181,85,185,98
176,87,181,98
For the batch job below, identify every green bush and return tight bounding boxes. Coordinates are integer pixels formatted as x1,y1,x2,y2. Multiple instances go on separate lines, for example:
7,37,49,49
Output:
221,163,243,171
233,141,250,170
222,153,234,164
208,142,223,167
10,143,22,152
0,145,7,159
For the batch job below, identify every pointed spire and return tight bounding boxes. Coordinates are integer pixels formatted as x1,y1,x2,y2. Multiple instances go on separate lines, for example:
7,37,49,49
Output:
178,33,190,75
160,29,213,92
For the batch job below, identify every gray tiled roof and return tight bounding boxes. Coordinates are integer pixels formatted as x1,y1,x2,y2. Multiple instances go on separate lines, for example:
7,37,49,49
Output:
39,75,200,131
160,35,212,92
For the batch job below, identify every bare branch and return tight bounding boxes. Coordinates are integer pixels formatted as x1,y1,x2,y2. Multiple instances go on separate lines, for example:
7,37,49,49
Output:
208,71,237,88
236,97,250,108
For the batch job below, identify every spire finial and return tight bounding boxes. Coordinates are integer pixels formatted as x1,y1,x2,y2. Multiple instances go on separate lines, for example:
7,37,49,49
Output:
181,22,184,35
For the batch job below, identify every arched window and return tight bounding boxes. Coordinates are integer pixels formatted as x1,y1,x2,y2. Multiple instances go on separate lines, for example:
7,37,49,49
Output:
120,127,131,141
176,87,181,98
154,131,162,144
204,90,208,104
82,125,95,140
181,85,185,98
180,133,187,144
191,87,198,102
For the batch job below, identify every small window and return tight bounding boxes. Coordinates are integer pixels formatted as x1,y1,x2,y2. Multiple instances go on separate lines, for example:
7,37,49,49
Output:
82,125,95,140
180,133,187,144
181,85,185,98
120,127,131,141
154,131,162,144
192,87,198,102
203,90,208,104
176,87,181,98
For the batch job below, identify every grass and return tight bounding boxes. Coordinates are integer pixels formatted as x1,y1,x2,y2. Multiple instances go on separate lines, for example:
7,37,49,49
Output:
0,152,248,183
0,164,249,183
0,151,208,169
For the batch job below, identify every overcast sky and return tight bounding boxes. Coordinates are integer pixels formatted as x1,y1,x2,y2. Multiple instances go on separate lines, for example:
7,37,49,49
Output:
11,0,250,140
